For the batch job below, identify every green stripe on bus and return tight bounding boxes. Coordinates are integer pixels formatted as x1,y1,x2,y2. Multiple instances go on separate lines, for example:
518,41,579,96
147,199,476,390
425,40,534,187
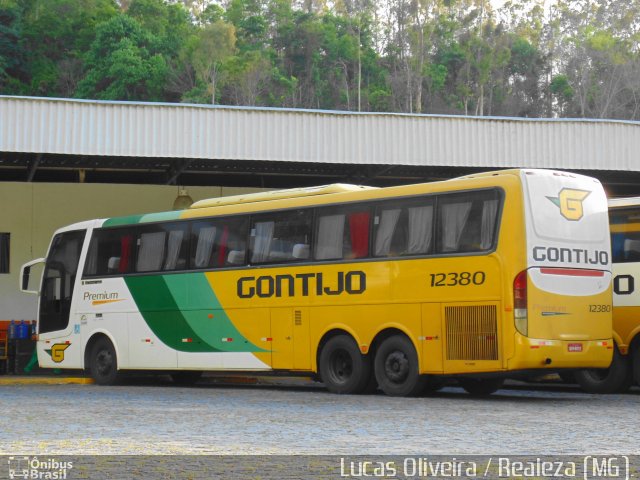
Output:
125,273,265,353
103,211,182,228
125,275,219,352
103,214,145,227
165,273,266,353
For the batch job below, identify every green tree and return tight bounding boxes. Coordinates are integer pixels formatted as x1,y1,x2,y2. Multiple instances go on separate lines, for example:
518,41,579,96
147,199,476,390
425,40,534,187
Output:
0,5,25,93
188,20,237,104
19,0,118,96
76,15,168,100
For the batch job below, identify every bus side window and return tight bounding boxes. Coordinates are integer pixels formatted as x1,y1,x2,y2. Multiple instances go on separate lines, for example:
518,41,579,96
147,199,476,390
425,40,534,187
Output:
223,219,249,266
316,214,345,260
611,208,640,263
85,229,133,276
132,224,189,273
374,200,434,257
163,229,188,270
191,217,249,269
346,211,370,258
315,206,371,260
192,224,217,269
624,239,640,262
137,231,166,272
250,210,311,264
437,190,500,254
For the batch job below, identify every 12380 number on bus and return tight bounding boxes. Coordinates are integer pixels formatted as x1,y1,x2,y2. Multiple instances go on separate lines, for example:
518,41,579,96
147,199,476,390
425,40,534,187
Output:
429,271,486,287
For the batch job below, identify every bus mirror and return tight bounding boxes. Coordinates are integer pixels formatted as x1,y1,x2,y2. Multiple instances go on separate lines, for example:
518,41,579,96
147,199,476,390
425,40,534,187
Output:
19,258,45,295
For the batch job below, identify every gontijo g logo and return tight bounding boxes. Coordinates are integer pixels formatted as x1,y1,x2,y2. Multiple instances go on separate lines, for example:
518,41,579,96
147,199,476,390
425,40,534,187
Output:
45,343,70,363
547,188,591,221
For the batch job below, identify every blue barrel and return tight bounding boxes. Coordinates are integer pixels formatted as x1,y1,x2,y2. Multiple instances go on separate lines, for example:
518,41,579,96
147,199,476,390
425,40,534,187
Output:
18,320,28,339
8,320,16,339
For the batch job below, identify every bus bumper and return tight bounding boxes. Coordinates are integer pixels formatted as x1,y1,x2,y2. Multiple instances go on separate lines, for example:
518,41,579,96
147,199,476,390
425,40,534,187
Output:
508,334,614,370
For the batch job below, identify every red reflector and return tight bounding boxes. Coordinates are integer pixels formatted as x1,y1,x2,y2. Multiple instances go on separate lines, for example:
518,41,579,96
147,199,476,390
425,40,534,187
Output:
540,268,605,277
568,343,583,352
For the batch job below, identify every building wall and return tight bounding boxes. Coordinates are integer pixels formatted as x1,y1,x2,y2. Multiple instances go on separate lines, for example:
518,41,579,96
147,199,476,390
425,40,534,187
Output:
0,182,263,321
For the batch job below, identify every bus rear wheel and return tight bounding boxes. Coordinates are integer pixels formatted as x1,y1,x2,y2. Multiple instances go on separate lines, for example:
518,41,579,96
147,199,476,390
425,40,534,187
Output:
374,335,426,397
319,335,372,394
574,346,632,394
458,378,504,396
633,343,640,386
89,337,120,386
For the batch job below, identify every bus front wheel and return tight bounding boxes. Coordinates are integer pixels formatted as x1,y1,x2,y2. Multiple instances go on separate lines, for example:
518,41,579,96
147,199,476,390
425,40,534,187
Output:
374,335,426,397
89,337,120,386
573,346,632,394
319,335,372,394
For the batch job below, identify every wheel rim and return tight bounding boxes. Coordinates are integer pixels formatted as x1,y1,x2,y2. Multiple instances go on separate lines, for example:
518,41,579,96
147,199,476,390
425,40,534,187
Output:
328,350,353,385
96,348,113,377
384,350,409,383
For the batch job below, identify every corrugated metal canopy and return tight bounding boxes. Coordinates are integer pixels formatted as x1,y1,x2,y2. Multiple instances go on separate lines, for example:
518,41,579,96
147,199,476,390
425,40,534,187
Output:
1,95,640,194
2,95,640,169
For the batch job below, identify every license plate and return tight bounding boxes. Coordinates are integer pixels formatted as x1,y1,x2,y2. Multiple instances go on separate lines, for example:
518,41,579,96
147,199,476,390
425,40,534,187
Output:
568,343,583,352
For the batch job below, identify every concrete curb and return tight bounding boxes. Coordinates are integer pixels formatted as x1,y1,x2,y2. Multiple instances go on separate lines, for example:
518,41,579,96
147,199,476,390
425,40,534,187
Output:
0,376,94,385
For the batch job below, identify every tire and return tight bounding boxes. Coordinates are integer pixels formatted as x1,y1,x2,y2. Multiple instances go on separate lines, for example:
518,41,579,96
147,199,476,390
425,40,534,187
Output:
171,371,203,386
458,378,504,396
632,343,640,386
89,337,120,386
374,335,426,397
319,335,372,394
574,346,632,394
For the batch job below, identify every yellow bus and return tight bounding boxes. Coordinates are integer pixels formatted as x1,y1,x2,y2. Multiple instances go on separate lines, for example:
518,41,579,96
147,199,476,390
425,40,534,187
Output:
20,169,613,396
573,197,640,393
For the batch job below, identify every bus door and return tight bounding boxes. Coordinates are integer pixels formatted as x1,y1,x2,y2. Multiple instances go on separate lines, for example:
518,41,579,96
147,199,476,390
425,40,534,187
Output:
38,230,87,366
271,307,311,370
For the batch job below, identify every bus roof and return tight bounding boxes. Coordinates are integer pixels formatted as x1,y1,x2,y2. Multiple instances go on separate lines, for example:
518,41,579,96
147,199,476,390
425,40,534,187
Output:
190,184,377,209
608,197,640,209
99,168,531,227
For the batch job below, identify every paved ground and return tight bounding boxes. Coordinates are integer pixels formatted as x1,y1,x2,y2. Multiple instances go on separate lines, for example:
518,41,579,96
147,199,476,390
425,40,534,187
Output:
1,377,639,456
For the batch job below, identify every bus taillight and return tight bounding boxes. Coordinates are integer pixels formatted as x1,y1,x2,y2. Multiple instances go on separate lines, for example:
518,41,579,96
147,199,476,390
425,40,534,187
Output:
514,270,528,336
